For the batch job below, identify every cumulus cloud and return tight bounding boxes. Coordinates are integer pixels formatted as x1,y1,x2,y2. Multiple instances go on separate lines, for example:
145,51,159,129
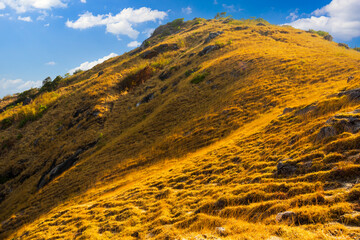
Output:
0,2,5,9
0,78,42,98
18,16,32,22
68,53,118,74
181,6,192,15
0,0,67,13
66,7,167,39
127,41,141,48
80,0,86,3
286,0,360,40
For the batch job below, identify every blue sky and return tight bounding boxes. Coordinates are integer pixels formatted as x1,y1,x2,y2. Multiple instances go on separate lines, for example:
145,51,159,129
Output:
0,0,359,97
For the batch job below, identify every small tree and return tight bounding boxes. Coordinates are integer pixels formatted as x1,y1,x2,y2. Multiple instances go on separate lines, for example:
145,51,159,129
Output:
215,12,227,19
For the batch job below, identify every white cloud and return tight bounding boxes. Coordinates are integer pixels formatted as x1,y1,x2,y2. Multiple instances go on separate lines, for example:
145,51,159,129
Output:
68,53,118,74
36,10,48,21
18,16,32,22
142,28,154,38
127,41,140,48
0,0,67,13
0,78,42,98
222,4,242,12
286,8,299,22
181,6,192,15
46,61,55,65
80,0,86,3
44,23,49,27
214,0,218,5
66,7,167,39
0,2,5,9
286,0,360,40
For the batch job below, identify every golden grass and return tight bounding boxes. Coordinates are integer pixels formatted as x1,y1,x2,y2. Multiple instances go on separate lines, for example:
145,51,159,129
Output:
1,18,360,239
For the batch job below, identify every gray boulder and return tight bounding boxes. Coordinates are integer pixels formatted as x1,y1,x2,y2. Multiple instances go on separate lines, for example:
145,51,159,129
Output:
198,45,220,56
277,160,297,175
276,211,296,222
204,31,224,44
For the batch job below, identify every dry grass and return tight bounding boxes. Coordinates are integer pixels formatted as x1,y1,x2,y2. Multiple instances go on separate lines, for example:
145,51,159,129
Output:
1,18,360,239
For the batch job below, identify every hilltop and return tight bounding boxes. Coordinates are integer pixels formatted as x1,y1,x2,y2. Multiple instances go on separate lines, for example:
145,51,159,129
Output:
1,17,360,239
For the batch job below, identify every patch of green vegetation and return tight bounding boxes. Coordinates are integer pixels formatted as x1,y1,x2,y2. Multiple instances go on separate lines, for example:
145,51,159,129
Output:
185,67,200,77
18,104,48,128
308,29,333,41
190,72,209,84
1,118,13,129
353,47,360,52
169,18,184,29
39,75,63,93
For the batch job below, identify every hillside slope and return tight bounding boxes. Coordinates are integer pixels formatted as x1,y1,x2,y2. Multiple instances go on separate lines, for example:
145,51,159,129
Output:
1,18,360,239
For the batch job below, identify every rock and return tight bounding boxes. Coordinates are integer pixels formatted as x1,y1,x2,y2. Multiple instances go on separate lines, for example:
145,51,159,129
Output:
234,26,249,30
160,86,168,94
140,44,179,59
275,211,296,222
22,97,32,106
198,45,220,56
37,141,97,189
136,93,155,107
204,31,224,44
338,88,360,100
348,76,354,83
155,43,179,53
215,227,227,236
277,160,297,175
294,104,317,116
141,50,158,59
316,114,360,141
324,34,333,41
98,71,104,77
338,43,349,49
282,107,296,115
257,23,266,26
159,71,172,81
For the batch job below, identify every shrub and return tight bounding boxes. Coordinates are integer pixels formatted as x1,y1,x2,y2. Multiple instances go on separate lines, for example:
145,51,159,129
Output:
170,18,184,29
1,118,13,129
185,67,200,77
191,72,209,84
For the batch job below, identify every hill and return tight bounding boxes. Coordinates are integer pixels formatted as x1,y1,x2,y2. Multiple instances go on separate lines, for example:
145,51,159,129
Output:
1,17,360,239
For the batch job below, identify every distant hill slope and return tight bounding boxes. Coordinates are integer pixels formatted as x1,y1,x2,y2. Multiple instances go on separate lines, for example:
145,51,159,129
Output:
1,18,360,239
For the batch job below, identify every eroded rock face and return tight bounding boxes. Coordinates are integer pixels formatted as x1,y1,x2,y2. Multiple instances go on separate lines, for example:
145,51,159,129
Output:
141,44,179,59
198,45,220,56
204,31,224,44
136,93,155,107
316,113,360,141
338,88,360,101
37,141,97,189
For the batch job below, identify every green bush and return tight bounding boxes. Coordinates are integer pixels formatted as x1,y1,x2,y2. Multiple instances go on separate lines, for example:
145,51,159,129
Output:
191,72,209,84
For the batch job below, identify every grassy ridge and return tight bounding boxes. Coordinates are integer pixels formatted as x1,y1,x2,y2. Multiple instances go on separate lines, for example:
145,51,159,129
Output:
1,18,360,239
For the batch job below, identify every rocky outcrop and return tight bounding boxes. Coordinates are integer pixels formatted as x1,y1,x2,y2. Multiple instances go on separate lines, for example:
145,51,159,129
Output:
204,31,223,44
37,141,97,189
136,93,155,107
277,160,297,175
198,45,220,56
338,88,360,101
316,112,360,141
141,44,179,59
276,211,296,223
